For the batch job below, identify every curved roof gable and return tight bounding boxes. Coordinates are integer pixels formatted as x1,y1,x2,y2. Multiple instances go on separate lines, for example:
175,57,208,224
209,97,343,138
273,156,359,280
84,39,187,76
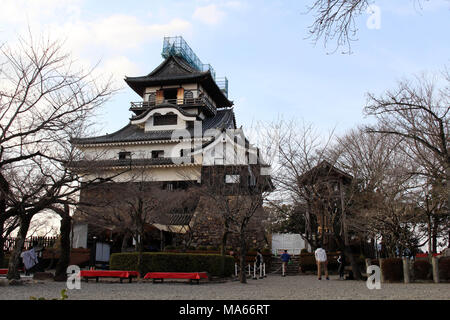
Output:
124,55,233,109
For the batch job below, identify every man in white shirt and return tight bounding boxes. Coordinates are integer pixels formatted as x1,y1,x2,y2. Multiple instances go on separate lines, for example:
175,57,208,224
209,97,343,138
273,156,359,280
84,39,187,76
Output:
314,244,329,280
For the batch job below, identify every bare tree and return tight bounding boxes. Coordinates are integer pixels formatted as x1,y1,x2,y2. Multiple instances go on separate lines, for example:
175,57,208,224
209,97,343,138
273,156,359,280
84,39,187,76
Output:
0,32,115,279
306,0,429,53
333,127,428,257
364,70,449,249
76,171,195,275
307,0,371,53
194,164,271,283
267,120,335,249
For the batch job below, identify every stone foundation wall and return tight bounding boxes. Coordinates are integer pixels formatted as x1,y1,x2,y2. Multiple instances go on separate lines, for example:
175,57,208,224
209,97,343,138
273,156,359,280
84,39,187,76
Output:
189,196,269,250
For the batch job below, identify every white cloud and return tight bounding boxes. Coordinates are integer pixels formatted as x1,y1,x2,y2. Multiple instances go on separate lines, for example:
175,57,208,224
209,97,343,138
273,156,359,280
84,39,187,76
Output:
193,4,226,25
0,0,82,25
47,16,192,55
96,55,141,85
192,1,245,25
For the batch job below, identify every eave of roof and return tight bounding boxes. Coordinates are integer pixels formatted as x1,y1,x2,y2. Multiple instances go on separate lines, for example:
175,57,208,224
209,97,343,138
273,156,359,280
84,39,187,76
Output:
71,109,236,146
130,103,199,122
124,55,233,108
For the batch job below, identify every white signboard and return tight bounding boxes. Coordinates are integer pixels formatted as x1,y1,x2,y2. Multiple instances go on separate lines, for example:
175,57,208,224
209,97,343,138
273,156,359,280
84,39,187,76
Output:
272,233,309,255
71,223,88,249
95,242,111,263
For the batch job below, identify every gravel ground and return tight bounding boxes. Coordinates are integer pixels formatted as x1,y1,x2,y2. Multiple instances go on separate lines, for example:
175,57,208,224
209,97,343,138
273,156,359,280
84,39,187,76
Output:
0,275,449,300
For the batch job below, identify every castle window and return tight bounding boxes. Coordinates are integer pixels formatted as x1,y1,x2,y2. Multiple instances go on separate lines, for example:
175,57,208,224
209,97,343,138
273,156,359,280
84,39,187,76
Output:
146,92,156,104
225,175,240,184
118,152,131,160
166,183,174,191
152,150,164,158
184,90,194,101
154,114,178,126
180,149,192,157
163,88,178,101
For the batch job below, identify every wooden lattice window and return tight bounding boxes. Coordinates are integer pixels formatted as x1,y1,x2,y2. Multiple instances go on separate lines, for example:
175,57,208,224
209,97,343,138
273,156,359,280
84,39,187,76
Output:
153,113,178,126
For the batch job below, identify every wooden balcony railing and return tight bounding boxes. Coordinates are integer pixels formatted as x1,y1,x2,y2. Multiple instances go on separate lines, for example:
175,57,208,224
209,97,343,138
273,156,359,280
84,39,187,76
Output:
130,96,216,115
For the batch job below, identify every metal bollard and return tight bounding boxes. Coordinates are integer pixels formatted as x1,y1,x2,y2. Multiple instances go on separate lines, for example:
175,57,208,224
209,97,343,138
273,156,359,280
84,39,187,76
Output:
259,263,263,279
253,262,257,280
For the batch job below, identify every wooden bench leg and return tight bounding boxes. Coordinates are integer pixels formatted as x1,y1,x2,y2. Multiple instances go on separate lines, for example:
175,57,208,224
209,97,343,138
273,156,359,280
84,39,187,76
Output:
129,277,132,283
120,278,123,283
96,276,99,283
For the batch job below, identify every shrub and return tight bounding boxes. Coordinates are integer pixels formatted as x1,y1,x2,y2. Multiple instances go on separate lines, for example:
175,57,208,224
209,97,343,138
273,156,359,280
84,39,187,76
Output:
110,252,235,277
197,246,207,251
164,245,176,251
262,248,271,254
413,260,431,280
439,257,450,281
207,246,219,251
299,253,316,272
370,259,379,266
1,256,9,268
300,249,309,254
382,258,403,282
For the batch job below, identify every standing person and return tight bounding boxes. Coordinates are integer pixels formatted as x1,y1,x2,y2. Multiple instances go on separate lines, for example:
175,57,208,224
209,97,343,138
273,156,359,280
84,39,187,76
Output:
280,250,291,277
20,247,39,276
255,250,263,269
314,244,329,280
337,251,346,280
255,249,264,278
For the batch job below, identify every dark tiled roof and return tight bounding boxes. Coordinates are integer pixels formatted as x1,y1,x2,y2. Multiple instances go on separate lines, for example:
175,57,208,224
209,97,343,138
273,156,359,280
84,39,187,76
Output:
71,109,236,145
67,157,194,169
125,55,205,83
130,103,199,121
125,55,232,108
168,213,193,226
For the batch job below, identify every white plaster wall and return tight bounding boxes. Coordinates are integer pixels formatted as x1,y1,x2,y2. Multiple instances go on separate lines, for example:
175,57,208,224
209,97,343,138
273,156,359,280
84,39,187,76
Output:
80,141,195,161
82,166,201,183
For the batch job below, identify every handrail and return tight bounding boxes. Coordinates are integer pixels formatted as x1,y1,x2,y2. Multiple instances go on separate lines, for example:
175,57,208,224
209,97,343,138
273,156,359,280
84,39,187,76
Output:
130,96,216,114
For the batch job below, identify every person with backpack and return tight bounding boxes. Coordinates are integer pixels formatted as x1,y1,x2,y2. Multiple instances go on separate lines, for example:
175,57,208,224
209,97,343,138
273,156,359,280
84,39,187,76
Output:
314,244,329,280
337,251,346,280
255,249,264,278
280,250,291,277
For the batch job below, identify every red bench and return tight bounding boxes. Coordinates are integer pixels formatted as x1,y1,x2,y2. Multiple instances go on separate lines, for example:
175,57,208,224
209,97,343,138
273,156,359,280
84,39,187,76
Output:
79,270,140,283
144,272,209,285
0,268,24,275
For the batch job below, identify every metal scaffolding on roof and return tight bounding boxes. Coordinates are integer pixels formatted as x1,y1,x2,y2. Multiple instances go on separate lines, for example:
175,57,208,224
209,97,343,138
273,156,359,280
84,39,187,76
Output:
161,36,229,97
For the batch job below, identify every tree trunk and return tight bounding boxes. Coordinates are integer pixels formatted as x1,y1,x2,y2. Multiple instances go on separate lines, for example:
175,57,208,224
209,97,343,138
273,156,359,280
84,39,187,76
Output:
239,233,247,284
121,232,130,253
427,213,432,257
0,219,4,268
54,205,71,281
344,245,363,280
137,228,145,276
0,174,8,268
7,214,32,280
220,230,229,256
432,216,438,254
219,230,229,277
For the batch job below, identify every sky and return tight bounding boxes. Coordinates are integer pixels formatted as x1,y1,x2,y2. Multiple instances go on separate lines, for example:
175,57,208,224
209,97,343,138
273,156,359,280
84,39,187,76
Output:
1,0,449,139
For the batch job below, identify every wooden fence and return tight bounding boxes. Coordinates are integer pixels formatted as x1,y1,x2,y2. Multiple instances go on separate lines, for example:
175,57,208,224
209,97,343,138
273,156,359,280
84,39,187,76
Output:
3,236,58,252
